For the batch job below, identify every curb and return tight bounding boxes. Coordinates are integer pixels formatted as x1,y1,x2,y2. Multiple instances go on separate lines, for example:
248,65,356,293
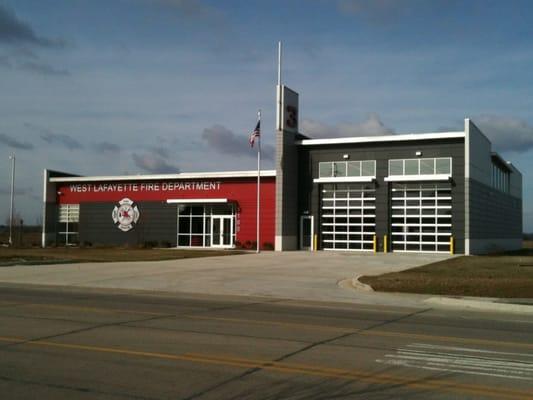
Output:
338,276,374,292
352,275,374,292
423,296,533,315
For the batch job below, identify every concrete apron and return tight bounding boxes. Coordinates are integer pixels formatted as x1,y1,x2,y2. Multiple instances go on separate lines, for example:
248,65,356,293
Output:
0,251,530,314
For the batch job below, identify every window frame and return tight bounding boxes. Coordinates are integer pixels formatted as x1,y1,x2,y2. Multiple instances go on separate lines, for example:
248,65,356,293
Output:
318,160,376,179
388,157,452,178
58,204,80,246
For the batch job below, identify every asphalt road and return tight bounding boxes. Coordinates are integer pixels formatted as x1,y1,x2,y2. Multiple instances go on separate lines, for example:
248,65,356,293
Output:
0,284,532,400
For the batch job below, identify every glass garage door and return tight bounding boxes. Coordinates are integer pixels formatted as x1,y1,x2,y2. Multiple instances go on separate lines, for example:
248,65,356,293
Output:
391,183,452,253
321,184,376,251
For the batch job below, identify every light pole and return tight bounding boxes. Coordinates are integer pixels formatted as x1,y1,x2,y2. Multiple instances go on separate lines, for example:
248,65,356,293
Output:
8,154,15,246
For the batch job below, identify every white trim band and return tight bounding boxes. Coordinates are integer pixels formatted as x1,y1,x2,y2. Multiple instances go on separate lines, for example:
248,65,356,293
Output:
50,170,276,183
313,177,375,183
384,174,451,182
298,132,465,146
166,198,229,204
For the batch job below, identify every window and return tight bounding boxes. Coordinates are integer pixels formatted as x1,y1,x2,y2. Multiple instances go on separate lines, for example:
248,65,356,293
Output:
435,158,451,174
58,204,79,245
318,160,376,178
405,160,419,175
491,162,510,193
319,163,333,178
177,204,235,247
420,158,435,174
388,158,452,177
347,161,360,177
334,162,347,177
361,161,375,176
389,160,403,175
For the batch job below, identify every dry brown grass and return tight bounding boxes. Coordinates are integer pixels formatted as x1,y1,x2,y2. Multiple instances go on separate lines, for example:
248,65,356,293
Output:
0,247,244,265
360,246,533,298
0,229,41,247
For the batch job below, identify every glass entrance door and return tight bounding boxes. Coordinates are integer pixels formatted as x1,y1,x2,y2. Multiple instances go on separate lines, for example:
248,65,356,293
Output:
300,215,314,250
211,216,233,248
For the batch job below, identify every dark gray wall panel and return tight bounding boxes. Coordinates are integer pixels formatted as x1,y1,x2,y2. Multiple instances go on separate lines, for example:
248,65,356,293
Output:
79,201,177,246
468,179,522,239
298,138,465,253
44,203,58,246
276,130,299,249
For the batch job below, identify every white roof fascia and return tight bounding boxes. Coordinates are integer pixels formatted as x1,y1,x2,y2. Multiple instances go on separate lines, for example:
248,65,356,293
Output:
166,198,228,204
298,132,465,146
50,169,276,183
313,177,375,183
384,174,451,182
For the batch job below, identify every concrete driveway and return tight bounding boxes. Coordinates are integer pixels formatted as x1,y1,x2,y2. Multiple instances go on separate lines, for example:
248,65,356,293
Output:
0,251,451,306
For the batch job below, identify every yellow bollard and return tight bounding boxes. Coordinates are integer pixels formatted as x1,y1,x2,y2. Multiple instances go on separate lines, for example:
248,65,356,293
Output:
313,234,318,251
384,234,388,253
450,236,454,255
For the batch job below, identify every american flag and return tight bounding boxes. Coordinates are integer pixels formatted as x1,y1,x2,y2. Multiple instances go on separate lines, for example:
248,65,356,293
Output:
249,120,260,147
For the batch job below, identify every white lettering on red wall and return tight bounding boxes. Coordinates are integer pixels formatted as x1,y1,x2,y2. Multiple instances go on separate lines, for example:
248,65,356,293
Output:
69,181,222,193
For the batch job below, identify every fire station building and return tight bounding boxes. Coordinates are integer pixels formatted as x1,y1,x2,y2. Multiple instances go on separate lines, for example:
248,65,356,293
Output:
41,85,523,255
42,171,275,250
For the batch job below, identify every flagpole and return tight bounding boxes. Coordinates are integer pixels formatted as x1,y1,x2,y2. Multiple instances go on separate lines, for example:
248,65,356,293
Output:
8,154,15,246
256,109,261,254
277,41,282,130
278,41,282,86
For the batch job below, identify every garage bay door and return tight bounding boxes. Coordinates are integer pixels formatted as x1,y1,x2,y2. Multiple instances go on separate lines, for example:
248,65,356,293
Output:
321,184,376,251
391,183,452,253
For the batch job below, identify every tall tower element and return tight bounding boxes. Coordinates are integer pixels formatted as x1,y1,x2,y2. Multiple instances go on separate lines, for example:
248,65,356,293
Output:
275,42,300,250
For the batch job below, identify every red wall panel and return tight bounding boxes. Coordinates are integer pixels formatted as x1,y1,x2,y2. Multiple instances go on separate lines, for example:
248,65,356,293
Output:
57,177,275,248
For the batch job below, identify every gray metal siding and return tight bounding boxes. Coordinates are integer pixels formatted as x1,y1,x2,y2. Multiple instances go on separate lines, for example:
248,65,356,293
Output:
275,130,299,248
44,203,58,246
79,201,177,246
298,138,465,253
468,179,522,240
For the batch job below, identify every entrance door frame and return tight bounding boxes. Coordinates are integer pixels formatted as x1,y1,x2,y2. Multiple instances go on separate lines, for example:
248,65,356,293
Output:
211,215,234,248
300,215,314,251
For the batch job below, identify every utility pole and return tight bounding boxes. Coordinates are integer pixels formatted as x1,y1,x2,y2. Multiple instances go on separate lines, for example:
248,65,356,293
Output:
8,154,15,246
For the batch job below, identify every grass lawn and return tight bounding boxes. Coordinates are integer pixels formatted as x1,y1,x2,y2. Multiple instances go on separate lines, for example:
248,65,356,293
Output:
360,246,533,298
0,247,245,266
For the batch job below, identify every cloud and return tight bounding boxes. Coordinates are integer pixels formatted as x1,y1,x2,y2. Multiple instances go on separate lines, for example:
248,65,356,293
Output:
17,60,69,76
0,4,64,47
40,132,83,150
301,113,394,138
0,133,34,150
337,0,416,22
475,115,533,154
0,54,11,67
0,53,70,76
25,123,83,150
148,0,227,40
153,0,215,18
0,5,68,77
201,124,274,160
93,142,120,154
149,146,171,159
132,153,180,174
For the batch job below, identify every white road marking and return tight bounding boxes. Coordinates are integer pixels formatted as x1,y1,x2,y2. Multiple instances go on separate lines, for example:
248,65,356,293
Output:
378,358,532,381
376,343,533,381
409,343,533,358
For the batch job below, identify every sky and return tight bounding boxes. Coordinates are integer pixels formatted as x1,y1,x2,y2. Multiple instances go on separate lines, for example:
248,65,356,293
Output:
1,0,532,230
